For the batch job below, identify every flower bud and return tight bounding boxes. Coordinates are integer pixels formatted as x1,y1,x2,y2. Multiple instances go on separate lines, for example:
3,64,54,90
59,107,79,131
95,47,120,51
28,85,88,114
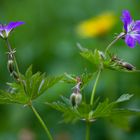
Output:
12,71,19,81
70,92,82,107
98,51,106,60
70,77,82,107
7,59,14,74
121,62,135,71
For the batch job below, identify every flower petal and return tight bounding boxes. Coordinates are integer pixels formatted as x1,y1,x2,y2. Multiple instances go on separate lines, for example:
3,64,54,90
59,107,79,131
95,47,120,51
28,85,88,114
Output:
0,24,5,31
121,10,132,32
132,34,140,44
133,20,140,31
125,35,136,48
5,21,25,35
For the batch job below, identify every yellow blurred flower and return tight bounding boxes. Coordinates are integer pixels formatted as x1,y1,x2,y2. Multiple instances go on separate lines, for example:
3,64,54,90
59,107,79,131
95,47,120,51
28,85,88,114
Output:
76,12,116,38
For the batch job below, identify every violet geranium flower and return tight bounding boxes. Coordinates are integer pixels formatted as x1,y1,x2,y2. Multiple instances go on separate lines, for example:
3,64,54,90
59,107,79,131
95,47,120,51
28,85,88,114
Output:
0,21,24,39
121,10,140,48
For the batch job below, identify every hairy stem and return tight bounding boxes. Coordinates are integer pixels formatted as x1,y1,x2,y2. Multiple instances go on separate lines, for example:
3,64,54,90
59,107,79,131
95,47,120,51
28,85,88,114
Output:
90,69,101,106
105,32,125,54
86,121,90,140
30,104,53,140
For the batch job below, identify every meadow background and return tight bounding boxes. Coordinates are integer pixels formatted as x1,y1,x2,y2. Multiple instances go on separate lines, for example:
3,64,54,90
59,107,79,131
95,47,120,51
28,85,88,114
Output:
0,0,140,140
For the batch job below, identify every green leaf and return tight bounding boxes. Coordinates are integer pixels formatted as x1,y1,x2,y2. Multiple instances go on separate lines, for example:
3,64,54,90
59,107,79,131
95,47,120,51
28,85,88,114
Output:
79,48,103,67
116,94,133,103
92,94,133,118
78,45,138,72
93,99,115,118
47,94,140,124
90,93,139,129
25,65,33,78
22,66,63,100
0,89,28,104
47,96,92,123
0,65,63,104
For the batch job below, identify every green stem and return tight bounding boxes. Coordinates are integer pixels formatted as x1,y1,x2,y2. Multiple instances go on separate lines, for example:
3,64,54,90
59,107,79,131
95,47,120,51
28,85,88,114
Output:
30,104,53,140
86,121,90,140
90,69,101,106
5,38,21,78
105,32,125,54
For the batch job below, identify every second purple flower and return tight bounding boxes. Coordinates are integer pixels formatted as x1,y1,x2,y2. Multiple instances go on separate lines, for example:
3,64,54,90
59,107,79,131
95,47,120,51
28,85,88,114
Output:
121,10,140,48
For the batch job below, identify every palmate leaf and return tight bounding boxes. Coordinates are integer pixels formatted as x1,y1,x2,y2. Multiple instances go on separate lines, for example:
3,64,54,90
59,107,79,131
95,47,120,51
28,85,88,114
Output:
47,94,140,125
47,96,92,123
21,65,63,100
79,48,103,67
116,94,133,103
0,66,63,104
47,96,82,123
0,89,28,104
78,45,138,72
92,94,134,118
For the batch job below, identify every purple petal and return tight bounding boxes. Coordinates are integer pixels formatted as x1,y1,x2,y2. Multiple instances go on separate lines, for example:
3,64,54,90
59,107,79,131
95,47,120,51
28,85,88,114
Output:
133,20,140,31
121,10,132,32
5,21,25,34
132,34,140,44
0,24,5,31
125,35,136,48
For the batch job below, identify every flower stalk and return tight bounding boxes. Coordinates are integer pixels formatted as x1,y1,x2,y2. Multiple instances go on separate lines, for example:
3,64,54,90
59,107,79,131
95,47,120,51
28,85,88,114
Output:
90,69,101,106
30,104,53,140
105,32,125,54
86,121,90,140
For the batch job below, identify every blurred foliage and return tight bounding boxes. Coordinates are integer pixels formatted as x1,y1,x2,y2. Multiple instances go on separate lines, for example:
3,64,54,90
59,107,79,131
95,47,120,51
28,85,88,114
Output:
0,0,140,140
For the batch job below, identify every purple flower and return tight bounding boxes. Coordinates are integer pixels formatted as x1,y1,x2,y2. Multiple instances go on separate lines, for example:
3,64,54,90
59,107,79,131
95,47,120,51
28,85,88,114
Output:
121,10,140,48
0,21,24,39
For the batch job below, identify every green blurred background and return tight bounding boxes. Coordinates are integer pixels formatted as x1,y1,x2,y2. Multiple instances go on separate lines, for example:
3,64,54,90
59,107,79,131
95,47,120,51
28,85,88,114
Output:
0,0,140,140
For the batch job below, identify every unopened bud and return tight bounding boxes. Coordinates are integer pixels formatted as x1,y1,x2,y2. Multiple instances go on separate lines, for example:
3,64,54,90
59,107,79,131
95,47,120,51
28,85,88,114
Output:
12,71,19,81
98,51,106,60
7,59,14,74
70,77,82,107
70,92,82,107
122,62,135,71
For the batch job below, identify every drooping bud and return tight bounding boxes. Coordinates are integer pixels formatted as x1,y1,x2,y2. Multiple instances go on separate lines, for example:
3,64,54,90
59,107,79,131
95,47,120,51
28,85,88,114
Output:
70,92,82,107
121,62,135,71
7,49,19,81
70,77,82,107
111,55,136,71
7,59,14,74
12,71,19,81
7,50,15,75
